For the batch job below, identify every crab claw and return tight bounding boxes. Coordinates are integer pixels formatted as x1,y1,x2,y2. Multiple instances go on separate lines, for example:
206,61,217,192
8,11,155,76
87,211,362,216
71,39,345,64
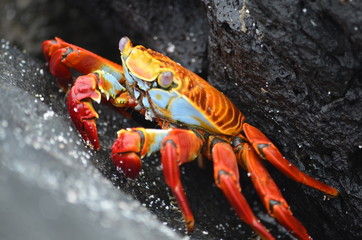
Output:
67,73,101,150
111,129,143,178
42,38,62,61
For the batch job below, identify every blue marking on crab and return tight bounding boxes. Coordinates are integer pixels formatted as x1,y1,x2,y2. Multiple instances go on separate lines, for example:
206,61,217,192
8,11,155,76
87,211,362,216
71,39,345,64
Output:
148,89,217,131
95,68,125,100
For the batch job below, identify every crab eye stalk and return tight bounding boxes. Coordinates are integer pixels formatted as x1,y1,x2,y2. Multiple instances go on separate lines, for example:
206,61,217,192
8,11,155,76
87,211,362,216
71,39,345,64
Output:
157,71,173,88
119,37,132,56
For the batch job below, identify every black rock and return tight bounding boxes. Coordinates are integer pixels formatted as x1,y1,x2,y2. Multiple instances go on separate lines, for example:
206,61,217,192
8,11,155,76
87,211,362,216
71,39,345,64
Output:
203,1,362,239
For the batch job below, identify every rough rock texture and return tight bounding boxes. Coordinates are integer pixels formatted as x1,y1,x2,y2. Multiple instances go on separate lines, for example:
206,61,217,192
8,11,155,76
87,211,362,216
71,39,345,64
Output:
1,0,361,240
203,1,362,239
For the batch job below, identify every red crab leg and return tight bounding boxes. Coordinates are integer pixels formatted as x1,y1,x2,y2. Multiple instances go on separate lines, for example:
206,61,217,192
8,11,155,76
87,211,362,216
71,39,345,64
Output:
243,123,338,196
160,129,203,232
111,128,203,231
234,137,311,240
210,138,274,240
42,37,124,90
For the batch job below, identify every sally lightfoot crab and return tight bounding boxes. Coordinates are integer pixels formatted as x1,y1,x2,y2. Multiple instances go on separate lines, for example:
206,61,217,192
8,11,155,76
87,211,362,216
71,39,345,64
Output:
42,37,338,240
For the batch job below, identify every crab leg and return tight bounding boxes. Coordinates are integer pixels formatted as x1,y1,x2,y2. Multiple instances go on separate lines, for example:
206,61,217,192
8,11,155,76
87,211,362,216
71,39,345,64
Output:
210,137,274,240
42,37,125,90
243,123,338,197
111,128,203,231
160,130,204,232
234,136,311,240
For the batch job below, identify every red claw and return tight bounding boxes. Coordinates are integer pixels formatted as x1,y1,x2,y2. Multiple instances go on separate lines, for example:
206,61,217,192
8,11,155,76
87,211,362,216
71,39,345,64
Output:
49,48,73,90
42,39,62,61
67,73,101,150
111,151,142,179
111,130,143,178
67,96,100,150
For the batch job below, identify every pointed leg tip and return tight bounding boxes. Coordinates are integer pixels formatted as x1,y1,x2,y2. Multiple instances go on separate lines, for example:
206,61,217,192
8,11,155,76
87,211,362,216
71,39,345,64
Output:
185,219,195,233
254,225,275,240
328,187,339,197
272,204,311,240
80,119,100,150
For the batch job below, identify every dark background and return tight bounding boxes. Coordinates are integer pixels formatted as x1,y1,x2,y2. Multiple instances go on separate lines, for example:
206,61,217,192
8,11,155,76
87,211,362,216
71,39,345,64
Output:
1,0,361,239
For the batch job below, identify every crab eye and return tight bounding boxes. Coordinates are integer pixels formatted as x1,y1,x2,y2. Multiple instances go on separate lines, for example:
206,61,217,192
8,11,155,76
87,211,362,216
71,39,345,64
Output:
119,37,132,56
157,71,173,88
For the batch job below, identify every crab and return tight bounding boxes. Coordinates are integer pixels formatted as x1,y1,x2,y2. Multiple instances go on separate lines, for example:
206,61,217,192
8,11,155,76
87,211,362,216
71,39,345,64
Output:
42,37,338,240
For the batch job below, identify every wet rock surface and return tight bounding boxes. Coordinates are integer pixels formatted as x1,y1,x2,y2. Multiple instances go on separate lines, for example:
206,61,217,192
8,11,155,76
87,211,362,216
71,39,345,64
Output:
1,0,361,240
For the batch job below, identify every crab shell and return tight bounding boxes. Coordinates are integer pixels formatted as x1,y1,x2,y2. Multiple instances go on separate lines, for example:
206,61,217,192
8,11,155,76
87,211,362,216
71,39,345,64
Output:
119,37,245,135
